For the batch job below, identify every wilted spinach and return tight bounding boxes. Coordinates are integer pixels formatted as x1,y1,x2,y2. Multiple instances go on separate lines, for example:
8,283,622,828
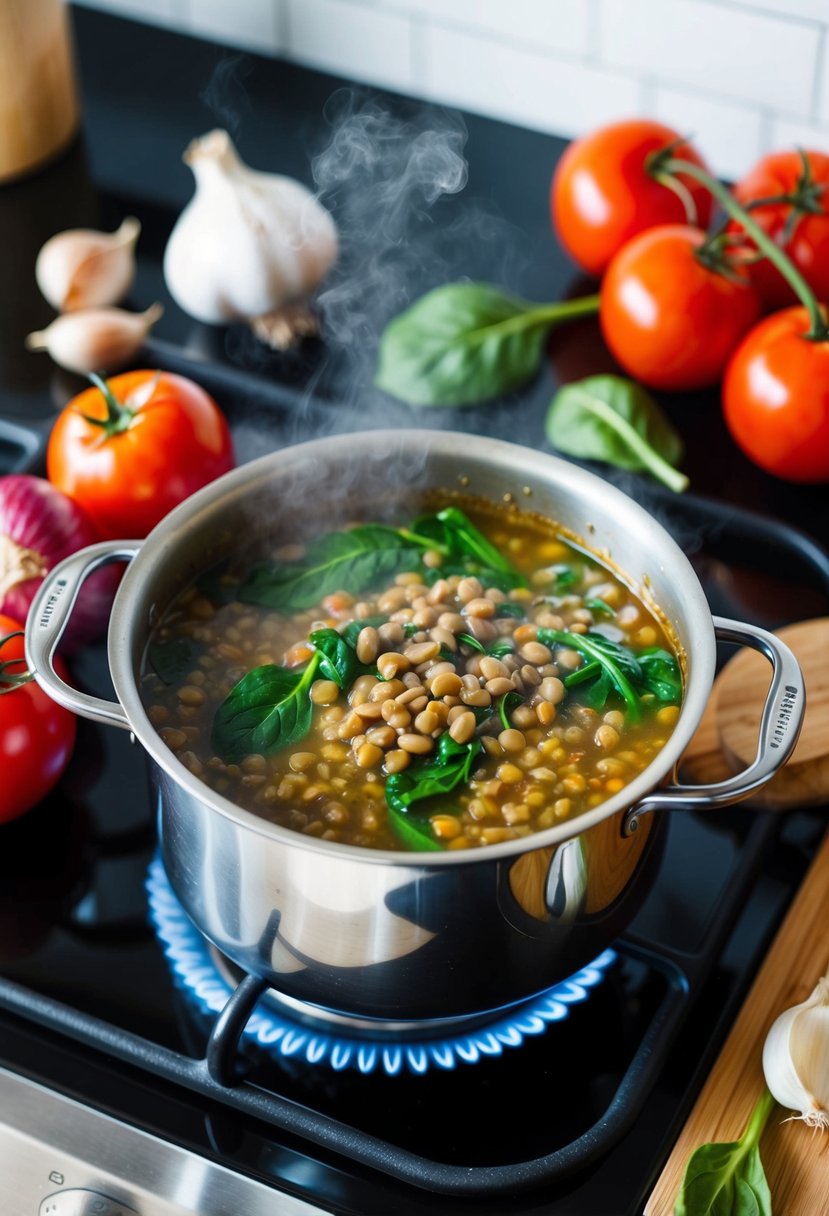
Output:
147,639,199,685
376,282,600,408
546,374,689,493
211,656,321,762
385,734,482,851
538,628,682,720
237,525,427,612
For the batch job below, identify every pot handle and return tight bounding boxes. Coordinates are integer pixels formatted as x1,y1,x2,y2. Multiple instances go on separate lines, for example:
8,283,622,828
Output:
622,615,804,837
24,540,141,730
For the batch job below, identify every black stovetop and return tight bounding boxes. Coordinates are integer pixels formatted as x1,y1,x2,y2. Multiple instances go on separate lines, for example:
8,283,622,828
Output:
0,9,828,1216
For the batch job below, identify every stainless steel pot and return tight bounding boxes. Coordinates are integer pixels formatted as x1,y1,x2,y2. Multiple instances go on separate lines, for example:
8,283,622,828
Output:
25,431,804,1028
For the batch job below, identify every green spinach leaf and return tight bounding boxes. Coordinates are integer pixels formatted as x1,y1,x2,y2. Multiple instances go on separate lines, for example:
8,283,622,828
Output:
376,283,599,408
340,615,388,649
674,1089,774,1216
638,647,682,704
212,656,320,762
584,597,614,618
538,628,642,720
309,628,361,688
385,735,482,851
147,639,199,686
498,691,523,731
546,374,689,494
238,525,422,612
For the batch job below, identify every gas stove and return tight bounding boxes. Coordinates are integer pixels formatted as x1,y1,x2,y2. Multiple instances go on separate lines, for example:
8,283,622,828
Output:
0,11,828,1215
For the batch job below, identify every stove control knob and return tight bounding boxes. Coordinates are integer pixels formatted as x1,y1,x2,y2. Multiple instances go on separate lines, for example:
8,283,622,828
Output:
39,1191,138,1216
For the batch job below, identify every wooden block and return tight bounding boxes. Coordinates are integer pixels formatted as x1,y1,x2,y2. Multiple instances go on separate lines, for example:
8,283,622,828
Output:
645,829,829,1216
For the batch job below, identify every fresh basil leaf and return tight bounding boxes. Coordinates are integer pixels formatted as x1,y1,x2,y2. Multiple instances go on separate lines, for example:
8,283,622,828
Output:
309,628,360,689
147,639,199,685
546,374,689,494
238,525,422,612
212,656,320,762
376,283,560,408
639,647,682,704
674,1091,774,1216
538,628,641,720
498,691,523,731
340,615,387,649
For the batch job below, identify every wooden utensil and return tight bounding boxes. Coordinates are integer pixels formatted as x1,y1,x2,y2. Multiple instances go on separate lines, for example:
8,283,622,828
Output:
645,827,829,1215
680,617,829,809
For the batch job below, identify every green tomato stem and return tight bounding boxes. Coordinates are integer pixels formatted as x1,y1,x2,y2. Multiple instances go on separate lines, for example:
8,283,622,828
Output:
659,156,829,341
81,372,137,437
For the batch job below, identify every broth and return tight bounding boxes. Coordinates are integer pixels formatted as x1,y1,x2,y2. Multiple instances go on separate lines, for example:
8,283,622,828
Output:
141,498,682,852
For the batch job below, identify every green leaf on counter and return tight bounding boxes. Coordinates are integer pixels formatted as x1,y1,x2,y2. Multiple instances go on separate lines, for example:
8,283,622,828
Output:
376,282,599,408
545,374,689,494
674,1089,774,1216
148,639,199,685
237,525,423,613
211,656,320,762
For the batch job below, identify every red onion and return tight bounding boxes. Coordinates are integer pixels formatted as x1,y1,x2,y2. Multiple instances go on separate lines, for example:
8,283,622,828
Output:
0,475,118,651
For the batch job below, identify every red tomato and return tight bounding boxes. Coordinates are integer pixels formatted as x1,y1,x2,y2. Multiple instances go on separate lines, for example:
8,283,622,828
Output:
723,307,829,482
731,150,829,311
0,615,76,822
47,371,235,540
599,225,762,391
551,119,713,277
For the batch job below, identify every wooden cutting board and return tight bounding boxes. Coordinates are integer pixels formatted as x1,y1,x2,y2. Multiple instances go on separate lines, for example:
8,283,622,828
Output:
645,827,829,1215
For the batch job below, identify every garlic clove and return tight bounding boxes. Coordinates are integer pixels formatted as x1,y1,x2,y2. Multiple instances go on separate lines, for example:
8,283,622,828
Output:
163,129,338,327
35,217,141,312
25,303,163,374
762,973,829,1129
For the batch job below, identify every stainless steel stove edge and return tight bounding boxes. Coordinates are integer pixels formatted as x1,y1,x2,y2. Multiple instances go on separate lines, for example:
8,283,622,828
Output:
0,1066,330,1216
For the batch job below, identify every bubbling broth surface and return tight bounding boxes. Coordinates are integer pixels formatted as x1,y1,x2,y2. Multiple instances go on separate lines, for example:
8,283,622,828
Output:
141,497,683,852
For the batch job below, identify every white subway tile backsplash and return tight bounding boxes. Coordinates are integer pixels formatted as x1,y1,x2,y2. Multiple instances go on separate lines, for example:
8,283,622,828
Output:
420,22,640,140
186,0,284,55
70,0,829,178
652,86,764,179
597,0,820,116
375,0,591,57
769,116,829,155
285,0,415,94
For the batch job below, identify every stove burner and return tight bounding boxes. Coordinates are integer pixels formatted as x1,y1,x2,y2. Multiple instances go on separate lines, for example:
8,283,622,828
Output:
147,857,616,1076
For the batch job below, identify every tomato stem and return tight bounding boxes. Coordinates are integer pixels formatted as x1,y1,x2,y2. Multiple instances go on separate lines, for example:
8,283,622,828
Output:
655,155,829,341
0,631,34,694
80,372,136,437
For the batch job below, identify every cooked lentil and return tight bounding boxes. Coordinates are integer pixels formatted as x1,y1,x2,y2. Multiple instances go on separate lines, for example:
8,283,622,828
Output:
141,499,683,852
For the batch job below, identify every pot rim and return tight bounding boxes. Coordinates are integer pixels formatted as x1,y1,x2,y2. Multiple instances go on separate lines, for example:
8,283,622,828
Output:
110,429,716,866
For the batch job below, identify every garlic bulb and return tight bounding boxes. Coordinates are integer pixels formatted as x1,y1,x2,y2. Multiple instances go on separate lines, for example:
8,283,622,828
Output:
762,972,829,1129
35,217,141,312
26,303,163,374
163,129,338,327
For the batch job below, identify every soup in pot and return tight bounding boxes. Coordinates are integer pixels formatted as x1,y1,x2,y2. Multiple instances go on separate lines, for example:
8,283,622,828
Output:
141,498,683,852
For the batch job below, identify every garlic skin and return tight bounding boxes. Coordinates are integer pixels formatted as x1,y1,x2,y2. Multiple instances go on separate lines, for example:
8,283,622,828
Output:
35,217,141,312
762,973,829,1130
25,303,163,374
163,129,338,326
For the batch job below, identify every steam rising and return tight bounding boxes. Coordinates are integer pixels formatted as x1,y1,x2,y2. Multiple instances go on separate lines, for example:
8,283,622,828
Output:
309,91,469,411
